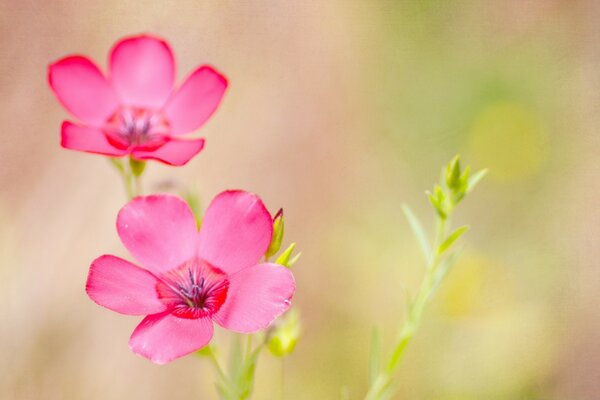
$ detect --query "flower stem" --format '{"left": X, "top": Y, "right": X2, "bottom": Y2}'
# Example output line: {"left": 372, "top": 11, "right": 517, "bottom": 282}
{"left": 208, "top": 347, "right": 227, "bottom": 382}
{"left": 108, "top": 157, "right": 145, "bottom": 200}
{"left": 364, "top": 214, "right": 450, "bottom": 400}
{"left": 280, "top": 357, "right": 285, "bottom": 400}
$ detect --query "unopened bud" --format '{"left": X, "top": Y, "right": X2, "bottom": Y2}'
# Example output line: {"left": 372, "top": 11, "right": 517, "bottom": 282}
{"left": 265, "top": 209, "right": 284, "bottom": 259}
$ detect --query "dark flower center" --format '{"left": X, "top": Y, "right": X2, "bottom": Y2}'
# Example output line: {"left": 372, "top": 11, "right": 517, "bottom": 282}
{"left": 104, "top": 107, "right": 170, "bottom": 150}
{"left": 156, "top": 259, "right": 229, "bottom": 319}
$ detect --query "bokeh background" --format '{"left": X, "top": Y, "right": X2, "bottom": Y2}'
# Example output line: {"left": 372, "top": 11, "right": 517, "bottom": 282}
{"left": 1, "top": 1, "right": 599, "bottom": 399}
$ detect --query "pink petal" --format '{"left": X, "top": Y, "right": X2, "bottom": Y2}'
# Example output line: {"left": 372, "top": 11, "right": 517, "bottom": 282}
{"left": 129, "top": 312, "right": 213, "bottom": 364}
{"left": 163, "top": 66, "right": 228, "bottom": 135}
{"left": 213, "top": 263, "right": 295, "bottom": 333}
{"left": 109, "top": 34, "right": 175, "bottom": 109}
{"left": 117, "top": 195, "right": 199, "bottom": 274}
{"left": 86, "top": 255, "right": 166, "bottom": 315}
{"left": 131, "top": 137, "right": 205, "bottom": 166}
{"left": 48, "top": 56, "right": 119, "bottom": 126}
{"left": 198, "top": 191, "right": 273, "bottom": 275}
{"left": 61, "top": 121, "right": 128, "bottom": 157}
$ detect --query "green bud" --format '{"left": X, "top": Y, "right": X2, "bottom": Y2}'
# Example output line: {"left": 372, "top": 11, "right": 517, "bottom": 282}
{"left": 426, "top": 185, "right": 447, "bottom": 219}
{"left": 265, "top": 209, "right": 284, "bottom": 259}
{"left": 129, "top": 157, "right": 146, "bottom": 177}
{"left": 445, "top": 155, "right": 462, "bottom": 191}
{"left": 267, "top": 309, "right": 301, "bottom": 357}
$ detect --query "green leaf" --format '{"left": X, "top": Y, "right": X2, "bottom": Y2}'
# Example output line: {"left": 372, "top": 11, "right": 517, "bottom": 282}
{"left": 275, "top": 243, "right": 296, "bottom": 268}
{"left": 438, "top": 226, "right": 469, "bottom": 255}
{"left": 466, "top": 168, "right": 488, "bottom": 193}
{"left": 401, "top": 204, "right": 430, "bottom": 260}
{"left": 238, "top": 346, "right": 262, "bottom": 399}
{"left": 368, "top": 326, "right": 381, "bottom": 385}
{"left": 287, "top": 251, "right": 302, "bottom": 267}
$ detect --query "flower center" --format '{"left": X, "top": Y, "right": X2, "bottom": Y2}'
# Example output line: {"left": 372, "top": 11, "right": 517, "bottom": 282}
{"left": 104, "top": 107, "right": 170, "bottom": 150}
{"left": 156, "top": 259, "right": 229, "bottom": 319}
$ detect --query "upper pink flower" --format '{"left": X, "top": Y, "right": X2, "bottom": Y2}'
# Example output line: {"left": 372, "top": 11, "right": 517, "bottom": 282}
{"left": 86, "top": 191, "right": 295, "bottom": 364}
{"left": 48, "top": 34, "right": 228, "bottom": 166}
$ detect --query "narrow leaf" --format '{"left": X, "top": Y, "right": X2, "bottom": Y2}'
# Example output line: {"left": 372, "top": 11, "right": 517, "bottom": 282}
{"left": 466, "top": 168, "right": 488, "bottom": 193}
{"left": 287, "top": 251, "right": 302, "bottom": 267}
{"left": 401, "top": 204, "right": 430, "bottom": 260}
{"left": 275, "top": 243, "right": 296, "bottom": 268}
{"left": 438, "top": 226, "right": 469, "bottom": 254}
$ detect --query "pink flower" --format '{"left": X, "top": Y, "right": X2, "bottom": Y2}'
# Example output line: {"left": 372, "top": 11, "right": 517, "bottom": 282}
{"left": 86, "top": 191, "right": 295, "bottom": 364}
{"left": 48, "top": 34, "right": 228, "bottom": 166}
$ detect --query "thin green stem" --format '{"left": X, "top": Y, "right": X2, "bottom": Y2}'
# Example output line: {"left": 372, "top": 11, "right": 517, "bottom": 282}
{"left": 280, "top": 357, "right": 285, "bottom": 400}
{"left": 207, "top": 348, "right": 227, "bottom": 382}
{"left": 245, "top": 334, "right": 253, "bottom": 360}
{"left": 364, "top": 213, "right": 449, "bottom": 400}
{"left": 108, "top": 157, "right": 144, "bottom": 200}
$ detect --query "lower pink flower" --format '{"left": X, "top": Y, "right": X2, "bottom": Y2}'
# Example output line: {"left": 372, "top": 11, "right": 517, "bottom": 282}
{"left": 86, "top": 191, "right": 295, "bottom": 364}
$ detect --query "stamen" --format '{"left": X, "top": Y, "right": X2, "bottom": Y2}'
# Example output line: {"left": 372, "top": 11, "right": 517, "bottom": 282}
{"left": 156, "top": 260, "right": 229, "bottom": 319}
{"left": 104, "top": 107, "right": 170, "bottom": 150}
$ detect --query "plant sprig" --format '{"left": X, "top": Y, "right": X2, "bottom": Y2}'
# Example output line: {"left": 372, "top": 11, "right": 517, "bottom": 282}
{"left": 364, "top": 156, "right": 487, "bottom": 400}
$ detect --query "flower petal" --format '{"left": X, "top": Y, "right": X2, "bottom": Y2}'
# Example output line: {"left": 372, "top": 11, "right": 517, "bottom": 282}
{"left": 109, "top": 34, "right": 175, "bottom": 108}
{"left": 48, "top": 56, "right": 119, "bottom": 126}
{"left": 198, "top": 191, "right": 273, "bottom": 275}
{"left": 213, "top": 263, "right": 295, "bottom": 333}
{"left": 163, "top": 66, "right": 228, "bottom": 135}
{"left": 117, "top": 195, "right": 199, "bottom": 274}
{"left": 131, "top": 137, "right": 205, "bottom": 166}
{"left": 86, "top": 255, "right": 166, "bottom": 315}
{"left": 129, "top": 313, "right": 213, "bottom": 364}
{"left": 61, "top": 121, "right": 128, "bottom": 157}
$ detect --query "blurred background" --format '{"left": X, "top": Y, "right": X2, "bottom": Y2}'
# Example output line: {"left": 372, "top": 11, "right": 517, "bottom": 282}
{"left": 1, "top": 0, "right": 599, "bottom": 399}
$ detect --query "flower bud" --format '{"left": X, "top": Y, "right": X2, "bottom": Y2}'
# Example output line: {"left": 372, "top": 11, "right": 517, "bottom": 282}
{"left": 265, "top": 209, "right": 284, "bottom": 259}
{"left": 267, "top": 309, "right": 300, "bottom": 357}
{"left": 445, "top": 155, "right": 462, "bottom": 191}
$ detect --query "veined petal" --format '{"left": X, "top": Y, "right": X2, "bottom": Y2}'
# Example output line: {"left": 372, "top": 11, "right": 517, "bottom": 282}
{"left": 164, "top": 66, "right": 228, "bottom": 135}
{"left": 213, "top": 263, "right": 295, "bottom": 333}
{"left": 117, "top": 195, "right": 199, "bottom": 274}
{"left": 86, "top": 255, "right": 166, "bottom": 315}
{"left": 129, "top": 312, "right": 213, "bottom": 364}
{"left": 48, "top": 56, "right": 119, "bottom": 126}
{"left": 61, "top": 121, "right": 128, "bottom": 157}
{"left": 131, "top": 137, "right": 205, "bottom": 166}
{"left": 109, "top": 34, "right": 175, "bottom": 108}
{"left": 198, "top": 191, "right": 272, "bottom": 275}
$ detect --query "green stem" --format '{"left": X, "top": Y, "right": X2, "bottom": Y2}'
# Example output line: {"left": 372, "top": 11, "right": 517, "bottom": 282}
{"left": 364, "top": 214, "right": 449, "bottom": 400}
{"left": 208, "top": 349, "right": 227, "bottom": 382}
{"left": 108, "top": 157, "right": 144, "bottom": 200}
{"left": 280, "top": 357, "right": 285, "bottom": 400}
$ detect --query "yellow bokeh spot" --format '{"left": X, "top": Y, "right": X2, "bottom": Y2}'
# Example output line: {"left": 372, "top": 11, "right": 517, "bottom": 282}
{"left": 439, "top": 253, "right": 516, "bottom": 318}
{"left": 468, "top": 102, "right": 547, "bottom": 181}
